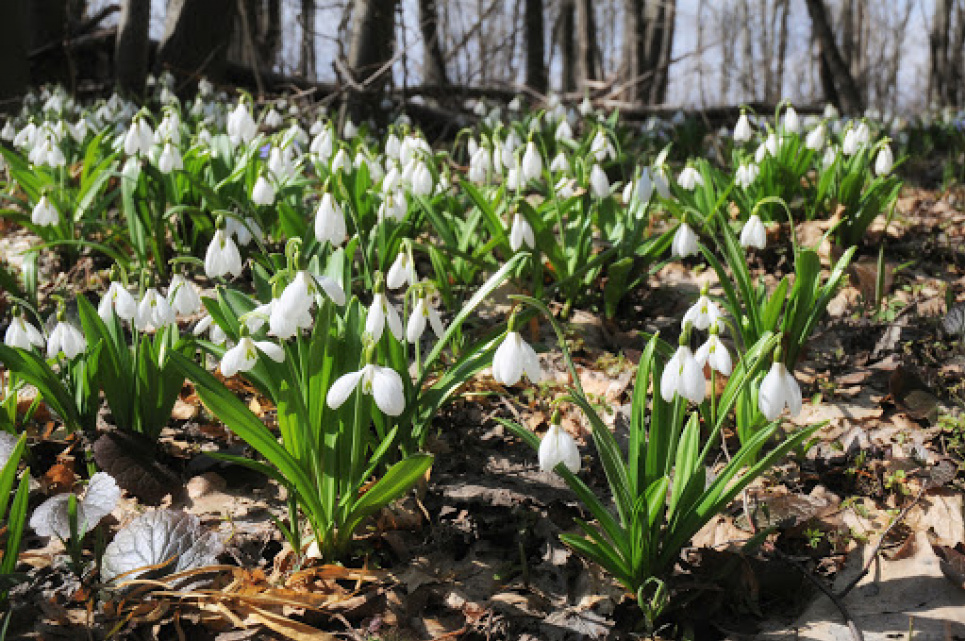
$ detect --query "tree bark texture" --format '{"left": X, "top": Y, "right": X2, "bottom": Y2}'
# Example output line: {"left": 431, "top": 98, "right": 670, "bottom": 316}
{"left": 115, "top": 0, "right": 151, "bottom": 95}
{"left": 524, "top": 0, "right": 547, "bottom": 94}
{"left": 158, "top": 0, "right": 238, "bottom": 83}
{"left": 343, "top": 0, "right": 399, "bottom": 123}
{"left": 805, "top": 0, "right": 863, "bottom": 114}
{"left": 576, "top": 0, "right": 600, "bottom": 86}
{"left": 560, "top": 0, "right": 576, "bottom": 92}
{"left": 0, "top": 0, "right": 30, "bottom": 103}
{"left": 418, "top": 0, "right": 448, "bottom": 86}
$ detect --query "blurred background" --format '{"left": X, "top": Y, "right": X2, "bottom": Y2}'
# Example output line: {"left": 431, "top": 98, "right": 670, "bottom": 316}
{"left": 0, "top": 1, "right": 955, "bottom": 116}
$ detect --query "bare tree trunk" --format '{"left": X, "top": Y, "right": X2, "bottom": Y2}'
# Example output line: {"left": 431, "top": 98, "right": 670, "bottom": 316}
{"left": 621, "top": 0, "right": 644, "bottom": 103}
{"left": 775, "top": 0, "right": 789, "bottom": 103}
{"left": 0, "top": 0, "right": 30, "bottom": 103}
{"left": 343, "top": 0, "right": 399, "bottom": 123}
{"left": 950, "top": 0, "right": 965, "bottom": 104}
{"left": 158, "top": 0, "right": 237, "bottom": 83}
{"left": 560, "top": 0, "right": 576, "bottom": 92}
{"left": 738, "top": 0, "right": 755, "bottom": 100}
{"left": 576, "top": 0, "right": 599, "bottom": 86}
{"left": 418, "top": 0, "right": 447, "bottom": 86}
{"left": 115, "top": 0, "right": 151, "bottom": 95}
{"left": 930, "top": 0, "right": 953, "bottom": 104}
{"left": 299, "top": 0, "right": 316, "bottom": 78}
{"left": 524, "top": 0, "right": 546, "bottom": 94}
{"left": 805, "top": 0, "right": 863, "bottom": 114}
{"left": 652, "top": 0, "right": 675, "bottom": 104}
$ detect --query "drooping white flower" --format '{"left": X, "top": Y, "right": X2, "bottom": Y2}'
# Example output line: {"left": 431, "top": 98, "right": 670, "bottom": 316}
{"left": 30, "top": 472, "right": 120, "bottom": 541}
{"left": 509, "top": 213, "right": 535, "bottom": 251}
{"left": 269, "top": 271, "right": 345, "bottom": 339}
{"left": 521, "top": 141, "right": 542, "bottom": 182}
{"left": 386, "top": 252, "right": 416, "bottom": 290}
{"left": 590, "top": 130, "right": 615, "bottom": 162}
{"left": 555, "top": 120, "right": 574, "bottom": 142}
{"left": 263, "top": 107, "right": 283, "bottom": 129}
{"left": 539, "top": 423, "right": 581, "bottom": 474}
{"left": 227, "top": 103, "right": 257, "bottom": 146}
{"left": 331, "top": 148, "right": 350, "bottom": 173}
{"left": 695, "top": 334, "right": 732, "bottom": 376}
{"left": 31, "top": 195, "right": 59, "bottom": 227}
{"left": 660, "top": 345, "right": 705, "bottom": 403}
{"left": 733, "top": 113, "right": 753, "bottom": 143}
{"left": 782, "top": 106, "right": 801, "bottom": 134}
{"left": 672, "top": 222, "right": 699, "bottom": 258}
{"left": 251, "top": 174, "right": 275, "bottom": 206}
{"left": 193, "top": 314, "right": 227, "bottom": 345}
{"left": 764, "top": 132, "right": 780, "bottom": 157}
{"left": 314, "top": 193, "right": 346, "bottom": 246}
{"left": 327, "top": 363, "right": 405, "bottom": 416}
{"left": 758, "top": 361, "right": 802, "bottom": 420}
{"left": 589, "top": 164, "right": 610, "bottom": 198}
{"left": 157, "top": 142, "right": 182, "bottom": 173}
{"left": 98, "top": 281, "right": 138, "bottom": 322}
{"left": 205, "top": 229, "right": 243, "bottom": 279}
{"left": 410, "top": 161, "right": 433, "bottom": 196}
{"left": 549, "top": 152, "right": 570, "bottom": 173}
{"left": 735, "top": 163, "right": 759, "bottom": 189}
{"left": 406, "top": 294, "right": 445, "bottom": 343}
{"left": 168, "top": 275, "right": 202, "bottom": 316}
{"left": 740, "top": 214, "right": 767, "bottom": 249}
{"left": 220, "top": 336, "right": 285, "bottom": 377}
{"left": 47, "top": 319, "right": 87, "bottom": 359}
{"left": 134, "top": 288, "right": 176, "bottom": 331}
{"left": 366, "top": 292, "right": 403, "bottom": 342}
{"left": 492, "top": 331, "right": 542, "bottom": 386}
{"left": 874, "top": 144, "right": 894, "bottom": 176}
{"left": 4, "top": 313, "right": 44, "bottom": 350}
{"left": 310, "top": 128, "right": 333, "bottom": 161}
{"left": 677, "top": 166, "right": 703, "bottom": 191}
{"left": 225, "top": 216, "right": 262, "bottom": 247}
{"left": 805, "top": 123, "right": 826, "bottom": 150}
{"left": 682, "top": 293, "right": 721, "bottom": 331}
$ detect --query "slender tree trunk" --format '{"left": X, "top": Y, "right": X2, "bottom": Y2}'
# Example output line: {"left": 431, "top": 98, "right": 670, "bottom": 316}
{"left": 621, "top": 0, "right": 645, "bottom": 103}
{"left": 738, "top": 0, "right": 755, "bottom": 100}
{"left": 576, "top": 0, "right": 599, "bottom": 86}
{"left": 775, "top": 0, "right": 789, "bottom": 103}
{"left": 418, "top": 0, "right": 447, "bottom": 87}
{"left": 930, "top": 0, "right": 953, "bottom": 104}
{"left": 115, "top": 0, "right": 151, "bottom": 95}
{"left": 158, "top": 0, "right": 238, "bottom": 83}
{"left": 950, "top": 0, "right": 965, "bottom": 104}
{"left": 805, "top": 0, "right": 863, "bottom": 114}
{"left": 0, "top": 0, "right": 30, "bottom": 103}
{"left": 299, "top": 0, "right": 316, "bottom": 78}
{"left": 652, "top": 0, "right": 675, "bottom": 104}
{"left": 524, "top": 0, "right": 546, "bottom": 94}
{"left": 560, "top": 0, "right": 576, "bottom": 92}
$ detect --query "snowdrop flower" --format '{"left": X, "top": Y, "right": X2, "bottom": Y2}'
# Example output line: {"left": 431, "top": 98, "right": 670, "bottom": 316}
{"left": 555, "top": 177, "right": 577, "bottom": 200}
{"left": 555, "top": 120, "right": 574, "bottom": 142}
{"left": 406, "top": 293, "right": 445, "bottom": 343}
{"left": 842, "top": 126, "right": 866, "bottom": 155}
{"left": 134, "top": 287, "right": 176, "bottom": 331}
{"left": 660, "top": 336, "right": 704, "bottom": 403}
{"left": 220, "top": 334, "right": 285, "bottom": 377}
{"left": 123, "top": 116, "right": 153, "bottom": 156}
{"left": 4, "top": 309, "right": 44, "bottom": 350}
{"left": 193, "top": 314, "right": 227, "bottom": 345}
{"left": 754, "top": 142, "right": 768, "bottom": 164}
{"left": 366, "top": 289, "right": 403, "bottom": 342}
{"left": 310, "top": 128, "right": 333, "bottom": 161}
{"left": 331, "top": 148, "right": 350, "bottom": 173}
{"left": 682, "top": 287, "right": 721, "bottom": 331}
{"left": 589, "top": 164, "right": 610, "bottom": 198}
{"left": 492, "top": 329, "right": 542, "bottom": 386}
{"left": 168, "top": 274, "right": 202, "bottom": 316}
{"left": 468, "top": 146, "right": 491, "bottom": 183}
{"left": 677, "top": 166, "right": 703, "bottom": 191}
{"left": 822, "top": 145, "right": 839, "bottom": 169}
{"left": 227, "top": 102, "right": 257, "bottom": 145}
{"left": 98, "top": 281, "right": 137, "bottom": 322}
{"left": 672, "top": 221, "right": 699, "bottom": 258}
{"left": 157, "top": 142, "right": 182, "bottom": 173}
{"left": 782, "top": 106, "right": 801, "bottom": 134}
{"left": 549, "top": 152, "right": 569, "bottom": 173}
{"left": 343, "top": 120, "right": 358, "bottom": 139}
{"left": 874, "top": 143, "right": 894, "bottom": 176}
{"left": 805, "top": 123, "right": 826, "bottom": 150}
{"left": 205, "top": 229, "right": 243, "bottom": 279}
{"left": 378, "top": 189, "right": 407, "bottom": 222}
{"left": 590, "top": 130, "right": 616, "bottom": 162}
{"left": 410, "top": 161, "right": 433, "bottom": 196}
{"left": 695, "top": 328, "right": 732, "bottom": 376}
{"left": 733, "top": 113, "right": 753, "bottom": 143}
{"left": 251, "top": 174, "right": 275, "bottom": 206}
{"left": 31, "top": 195, "right": 59, "bottom": 227}
{"left": 387, "top": 251, "right": 416, "bottom": 290}
{"left": 735, "top": 163, "right": 759, "bottom": 190}
{"left": 509, "top": 213, "right": 535, "bottom": 251}
{"left": 30, "top": 472, "right": 120, "bottom": 541}
{"left": 314, "top": 193, "right": 346, "bottom": 246}
{"left": 539, "top": 421, "right": 580, "bottom": 474}
{"left": 740, "top": 214, "right": 767, "bottom": 250}
{"left": 225, "top": 216, "right": 262, "bottom": 247}
{"left": 764, "top": 132, "right": 780, "bottom": 157}
{"left": 521, "top": 141, "right": 542, "bottom": 182}
{"left": 269, "top": 270, "right": 345, "bottom": 340}
{"left": 47, "top": 315, "right": 87, "bottom": 360}
{"left": 758, "top": 359, "right": 802, "bottom": 421}
{"left": 327, "top": 362, "right": 405, "bottom": 416}
{"left": 263, "top": 107, "right": 283, "bottom": 129}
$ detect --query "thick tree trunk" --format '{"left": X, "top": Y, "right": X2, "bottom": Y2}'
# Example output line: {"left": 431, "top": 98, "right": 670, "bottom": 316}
{"left": 28, "top": 0, "right": 70, "bottom": 85}
{"left": 115, "top": 0, "right": 151, "bottom": 95}
{"left": 560, "top": 0, "right": 576, "bottom": 92}
{"left": 418, "top": 0, "right": 447, "bottom": 86}
{"left": 950, "top": 1, "right": 965, "bottom": 105}
{"left": 524, "top": 0, "right": 546, "bottom": 94}
{"left": 774, "top": 0, "right": 789, "bottom": 103}
{"left": 805, "top": 0, "right": 863, "bottom": 114}
{"left": 0, "top": 0, "right": 30, "bottom": 102}
{"left": 158, "top": 0, "right": 238, "bottom": 83}
{"left": 343, "top": 0, "right": 399, "bottom": 123}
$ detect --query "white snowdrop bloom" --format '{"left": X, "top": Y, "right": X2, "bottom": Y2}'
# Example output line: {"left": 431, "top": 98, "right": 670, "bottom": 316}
{"left": 740, "top": 214, "right": 767, "bottom": 250}
{"left": 263, "top": 108, "right": 283, "bottom": 129}
{"left": 549, "top": 152, "right": 570, "bottom": 173}
{"left": 539, "top": 423, "right": 580, "bottom": 474}
{"left": 683, "top": 293, "right": 721, "bottom": 331}
{"left": 251, "top": 174, "right": 275, "bottom": 206}
{"left": 30, "top": 472, "right": 120, "bottom": 541}
{"left": 468, "top": 146, "right": 491, "bottom": 183}
{"left": 197, "top": 127, "right": 212, "bottom": 145}
{"left": 754, "top": 142, "right": 768, "bottom": 164}
{"left": 758, "top": 361, "right": 802, "bottom": 421}
{"left": 695, "top": 334, "right": 732, "bottom": 376}
{"left": 225, "top": 216, "right": 262, "bottom": 247}
{"left": 590, "top": 130, "right": 615, "bottom": 161}
{"left": 854, "top": 121, "right": 871, "bottom": 147}
{"left": 98, "top": 281, "right": 137, "bottom": 322}
{"left": 508, "top": 96, "right": 522, "bottom": 112}
{"left": 502, "top": 131, "right": 522, "bottom": 160}
{"left": 157, "top": 142, "right": 182, "bottom": 173}
{"left": 327, "top": 363, "right": 405, "bottom": 416}
{"left": 343, "top": 120, "right": 358, "bottom": 139}
{"left": 69, "top": 119, "right": 88, "bottom": 144}
{"left": 271, "top": 271, "right": 345, "bottom": 339}
{"left": 555, "top": 177, "right": 577, "bottom": 200}
{"left": 382, "top": 164, "right": 402, "bottom": 194}
{"left": 735, "top": 163, "right": 759, "bottom": 189}
{"left": 874, "top": 144, "right": 894, "bottom": 176}
{"left": 227, "top": 103, "right": 257, "bottom": 145}
{"left": 310, "top": 128, "right": 333, "bottom": 161}
{"left": 314, "top": 193, "right": 346, "bottom": 246}
{"left": 782, "top": 106, "right": 801, "bottom": 134}
{"left": 509, "top": 213, "right": 535, "bottom": 251}
{"left": 579, "top": 96, "right": 594, "bottom": 117}
{"left": 331, "top": 148, "right": 350, "bottom": 173}
{"left": 31, "top": 195, "right": 59, "bottom": 227}
{"left": 387, "top": 252, "right": 416, "bottom": 290}
{"left": 406, "top": 294, "right": 445, "bottom": 344}
{"left": 268, "top": 146, "right": 293, "bottom": 180}
{"left": 378, "top": 189, "right": 407, "bottom": 222}
{"left": 155, "top": 112, "right": 180, "bottom": 145}
{"left": 41, "top": 139, "right": 65, "bottom": 168}
{"left": 168, "top": 275, "right": 202, "bottom": 316}
{"left": 505, "top": 166, "right": 521, "bottom": 190}
{"left": 367, "top": 292, "right": 403, "bottom": 342}
{"left": 134, "top": 288, "right": 176, "bottom": 331}
{"left": 653, "top": 166, "right": 672, "bottom": 199}
{"left": 123, "top": 119, "right": 147, "bottom": 155}
{"left": 1, "top": 121, "right": 15, "bottom": 141}
{"left": 204, "top": 229, "right": 243, "bottom": 279}
{"left": 4, "top": 313, "right": 44, "bottom": 350}
{"left": 13, "top": 122, "right": 36, "bottom": 149}
{"left": 589, "top": 164, "right": 610, "bottom": 198}
{"left": 733, "top": 113, "right": 753, "bottom": 143}
{"left": 555, "top": 120, "right": 574, "bottom": 142}
{"left": 764, "top": 132, "right": 780, "bottom": 157}
{"left": 220, "top": 336, "right": 284, "bottom": 377}
{"left": 842, "top": 128, "right": 861, "bottom": 155}
{"left": 660, "top": 345, "right": 705, "bottom": 403}
{"left": 672, "top": 222, "right": 699, "bottom": 258}
{"left": 410, "top": 162, "right": 433, "bottom": 196}
{"left": 678, "top": 166, "right": 702, "bottom": 191}
{"left": 805, "top": 123, "right": 826, "bottom": 150}
{"left": 629, "top": 168, "right": 655, "bottom": 206}
{"left": 822, "top": 145, "right": 839, "bottom": 169}
{"left": 385, "top": 133, "right": 401, "bottom": 159}
{"left": 492, "top": 331, "right": 542, "bottom": 386}
{"left": 521, "top": 141, "right": 542, "bottom": 182}
{"left": 47, "top": 319, "right": 87, "bottom": 359}
{"left": 193, "top": 314, "right": 227, "bottom": 345}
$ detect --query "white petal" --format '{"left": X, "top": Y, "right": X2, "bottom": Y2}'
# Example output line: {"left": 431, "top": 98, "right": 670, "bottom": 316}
{"left": 371, "top": 366, "right": 406, "bottom": 416}
{"left": 758, "top": 364, "right": 785, "bottom": 421}
{"left": 220, "top": 343, "right": 246, "bottom": 377}
{"left": 660, "top": 354, "right": 681, "bottom": 402}
{"left": 255, "top": 341, "right": 285, "bottom": 363}
{"left": 492, "top": 333, "right": 523, "bottom": 386}
{"left": 406, "top": 299, "right": 427, "bottom": 343}
{"left": 327, "top": 370, "right": 364, "bottom": 409}
{"left": 315, "top": 275, "right": 346, "bottom": 306}
{"left": 784, "top": 367, "right": 803, "bottom": 417}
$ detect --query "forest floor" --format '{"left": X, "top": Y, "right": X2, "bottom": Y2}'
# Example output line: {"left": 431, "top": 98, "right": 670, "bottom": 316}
{"left": 3, "top": 184, "right": 965, "bottom": 641}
